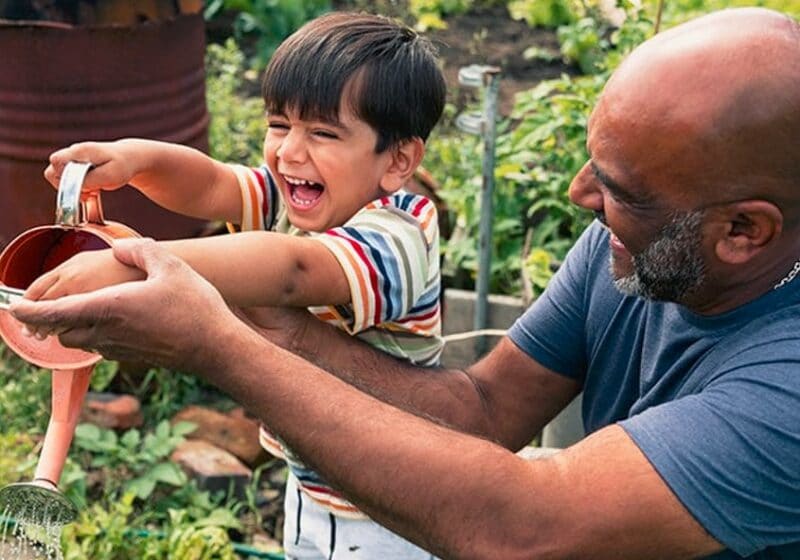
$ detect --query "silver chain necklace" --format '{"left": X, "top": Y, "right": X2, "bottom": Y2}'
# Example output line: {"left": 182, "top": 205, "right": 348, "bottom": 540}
{"left": 773, "top": 258, "right": 800, "bottom": 290}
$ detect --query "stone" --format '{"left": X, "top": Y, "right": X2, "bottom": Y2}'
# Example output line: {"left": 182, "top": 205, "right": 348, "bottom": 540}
{"left": 172, "top": 405, "right": 269, "bottom": 468}
{"left": 80, "top": 392, "right": 143, "bottom": 430}
{"left": 171, "top": 439, "right": 252, "bottom": 498}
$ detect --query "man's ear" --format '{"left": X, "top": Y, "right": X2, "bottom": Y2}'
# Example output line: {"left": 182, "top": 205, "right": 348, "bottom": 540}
{"left": 714, "top": 200, "right": 783, "bottom": 264}
{"left": 380, "top": 137, "right": 425, "bottom": 193}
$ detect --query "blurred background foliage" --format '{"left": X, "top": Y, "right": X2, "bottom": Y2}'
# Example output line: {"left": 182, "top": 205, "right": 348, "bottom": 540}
{"left": 2, "top": 1, "right": 799, "bottom": 557}
{"left": 203, "top": 0, "right": 800, "bottom": 297}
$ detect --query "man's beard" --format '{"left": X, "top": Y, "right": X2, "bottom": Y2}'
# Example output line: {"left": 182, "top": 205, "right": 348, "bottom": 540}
{"left": 612, "top": 210, "right": 707, "bottom": 303}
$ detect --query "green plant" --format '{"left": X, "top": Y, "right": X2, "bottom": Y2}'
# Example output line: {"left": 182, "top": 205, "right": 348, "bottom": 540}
{"left": 205, "top": 0, "right": 331, "bottom": 67}
{"left": 62, "top": 493, "right": 152, "bottom": 559}
{"left": 523, "top": 247, "right": 555, "bottom": 299}
{"left": 72, "top": 420, "right": 196, "bottom": 500}
{"left": 165, "top": 509, "right": 238, "bottom": 560}
{"left": 410, "top": 0, "right": 475, "bottom": 30}
{"left": 556, "top": 16, "right": 607, "bottom": 74}
{"left": 0, "top": 346, "right": 51, "bottom": 433}
{"left": 509, "top": 0, "right": 575, "bottom": 28}
{"left": 206, "top": 39, "right": 267, "bottom": 167}
{"left": 0, "top": 431, "right": 36, "bottom": 487}
{"left": 430, "top": 71, "right": 602, "bottom": 294}
{"left": 62, "top": 493, "right": 239, "bottom": 559}
{"left": 90, "top": 360, "right": 120, "bottom": 392}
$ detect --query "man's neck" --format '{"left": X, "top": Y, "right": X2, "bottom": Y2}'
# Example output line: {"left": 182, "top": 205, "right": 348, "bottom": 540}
{"left": 684, "top": 247, "right": 800, "bottom": 315}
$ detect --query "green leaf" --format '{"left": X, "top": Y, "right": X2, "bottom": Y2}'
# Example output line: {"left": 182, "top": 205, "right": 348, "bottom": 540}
{"left": 171, "top": 421, "right": 198, "bottom": 438}
{"left": 148, "top": 462, "right": 187, "bottom": 487}
{"left": 126, "top": 475, "right": 157, "bottom": 500}
{"left": 120, "top": 429, "right": 142, "bottom": 449}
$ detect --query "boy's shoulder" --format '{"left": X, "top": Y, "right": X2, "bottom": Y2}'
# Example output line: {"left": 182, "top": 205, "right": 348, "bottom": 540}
{"left": 348, "top": 191, "right": 439, "bottom": 242}
{"left": 361, "top": 191, "right": 437, "bottom": 219}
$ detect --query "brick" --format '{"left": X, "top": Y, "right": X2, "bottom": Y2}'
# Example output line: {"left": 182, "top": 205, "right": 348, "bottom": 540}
{"left": 172, "top": 405, "right": 269, "bottom": 468}
{"left": 171, "top": 440, "right": 252, "bottom": 498}
{"left": 80, "top": 392, "right": 143, "bottom": 430}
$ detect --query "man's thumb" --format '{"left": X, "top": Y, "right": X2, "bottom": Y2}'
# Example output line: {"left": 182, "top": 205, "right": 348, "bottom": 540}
{"left": 111, "top": 237, "right": 177, "bottom": 277}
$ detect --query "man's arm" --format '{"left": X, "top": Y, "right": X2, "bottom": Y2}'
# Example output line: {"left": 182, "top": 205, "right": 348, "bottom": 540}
{"left": 213, "top": 319, "right": 724, "bottom": 559}
{"left": 242, "top": 304, "right": 580, "bottom": 448}
{"left": 10, "top": 240, "right": 724, "bottom": 559}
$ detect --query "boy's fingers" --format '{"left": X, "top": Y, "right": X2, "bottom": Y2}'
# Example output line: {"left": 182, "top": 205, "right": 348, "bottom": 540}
{"left": 43, "top": 164, "right": 60, "bottom": 189}
{"left": 24, "top": 271, "right": 61, "bottom": 301}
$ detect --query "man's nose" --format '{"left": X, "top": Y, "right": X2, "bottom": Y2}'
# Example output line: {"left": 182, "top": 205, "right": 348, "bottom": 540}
{"left": 276, "top": 129, "right": 307, "bottom": 163}
{"left": 568, "top": 161, "right": 603, "bottom": 212}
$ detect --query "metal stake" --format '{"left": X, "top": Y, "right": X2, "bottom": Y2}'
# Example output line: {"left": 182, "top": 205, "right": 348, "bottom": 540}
{"left": 455, "top": 65, "right": 501, "bottom": 356}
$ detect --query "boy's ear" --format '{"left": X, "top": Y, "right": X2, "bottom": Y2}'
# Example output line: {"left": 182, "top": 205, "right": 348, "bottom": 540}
{"left": 714, "top": 200, "right": 783, "bottom": 264}
{"left": 380, "top": 137, "right": 425, "bottom": 193}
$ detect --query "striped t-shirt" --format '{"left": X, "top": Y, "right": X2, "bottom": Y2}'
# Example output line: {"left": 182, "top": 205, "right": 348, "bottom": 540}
{"left": 227, "top": 163, "right": 443, "bottom": 517}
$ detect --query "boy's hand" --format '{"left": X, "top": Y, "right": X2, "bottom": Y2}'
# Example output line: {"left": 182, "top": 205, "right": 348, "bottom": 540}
{"left": 26, "top": 248, "right": 145, "bottom": 303}
{"left": 44, "top": 141, "right": 141, "bottom": 193}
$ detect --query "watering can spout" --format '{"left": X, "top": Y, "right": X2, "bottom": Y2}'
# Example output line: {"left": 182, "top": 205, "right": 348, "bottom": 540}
{"left": 0, "top": 160, "right": 140, "bottom": 526}
{"left": 0, "top": 367, "right": 91, "bottom": 525}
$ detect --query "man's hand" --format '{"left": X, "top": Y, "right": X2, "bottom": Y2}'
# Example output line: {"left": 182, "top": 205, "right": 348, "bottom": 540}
{"left": 24, "top": 248, "right": 145, "bottom": 305}
{"left": 10, "top": 238, "right": 241, "bottom": 374}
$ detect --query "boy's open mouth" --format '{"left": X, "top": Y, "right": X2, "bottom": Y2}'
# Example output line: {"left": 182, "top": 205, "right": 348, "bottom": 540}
{"left": 284, "top": 175, "right": 324, "bottom": 207}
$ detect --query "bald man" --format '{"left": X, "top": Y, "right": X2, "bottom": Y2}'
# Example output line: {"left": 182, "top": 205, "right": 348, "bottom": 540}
{"left": 11, "top": 7, "right": 800, "bottom": 559}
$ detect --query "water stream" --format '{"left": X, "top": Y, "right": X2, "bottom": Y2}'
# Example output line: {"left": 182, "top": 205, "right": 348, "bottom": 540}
{"left": 1, "top": 505, "right": 64, "bottom": 560}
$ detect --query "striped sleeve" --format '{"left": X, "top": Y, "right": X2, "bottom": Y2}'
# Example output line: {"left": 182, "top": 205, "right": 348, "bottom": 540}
{"left": 225, "top": 163, "right": 279, "bottom": 232}
{"left": 315, "top": 193, "right": 440, "bottom": 334}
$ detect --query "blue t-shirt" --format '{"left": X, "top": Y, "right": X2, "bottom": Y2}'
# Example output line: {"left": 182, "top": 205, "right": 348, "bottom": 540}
{"left": 508, "top": 221, "right": 800, "bottom": 559}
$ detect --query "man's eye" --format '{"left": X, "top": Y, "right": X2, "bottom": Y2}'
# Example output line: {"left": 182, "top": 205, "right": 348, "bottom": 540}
{"left": 268, "top": 122, "right": 289, "bottom": 130}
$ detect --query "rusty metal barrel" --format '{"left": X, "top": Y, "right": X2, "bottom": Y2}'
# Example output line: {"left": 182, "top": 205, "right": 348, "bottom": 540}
{"left": 0, "top": 13, "right": 210, "bottom": 248}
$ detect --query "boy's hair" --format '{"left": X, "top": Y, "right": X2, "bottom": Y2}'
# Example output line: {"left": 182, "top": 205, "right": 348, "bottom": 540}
{"left": 262, "top": 12, "right": 446, "bottom": 153}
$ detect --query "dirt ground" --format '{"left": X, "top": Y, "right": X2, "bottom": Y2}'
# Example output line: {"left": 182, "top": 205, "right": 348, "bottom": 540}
{"left": 425, "top": 4, "right": 576, "bottom": 115}
{"left": 209, "top": 3, "right": 576, "bottom": 116}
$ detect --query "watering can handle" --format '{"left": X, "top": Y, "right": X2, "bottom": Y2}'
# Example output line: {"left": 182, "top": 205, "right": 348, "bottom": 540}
{"left": 55, "top": 161, "right": 105, "bottom": 226}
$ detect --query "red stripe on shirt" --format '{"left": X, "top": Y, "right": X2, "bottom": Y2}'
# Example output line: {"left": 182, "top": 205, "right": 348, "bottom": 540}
{"left": 410, "top": 197, "right": 431, "bottom": 217}
{"left": 253, "top": 169, "right": 269, "bottom": 223}
{"left": 396, "top": 306, "right": 439, "bottom": 323}
{"left": 327, "top": 230, "right": 383, "bottom": 326}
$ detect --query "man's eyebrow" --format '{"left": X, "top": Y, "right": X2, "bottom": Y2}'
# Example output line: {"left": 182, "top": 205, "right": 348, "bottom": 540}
{"left": 590, "top": 161, "right": 625, "bottom": 196}
{"left": 589, "top": 161, "right": 651, "bottom": 204}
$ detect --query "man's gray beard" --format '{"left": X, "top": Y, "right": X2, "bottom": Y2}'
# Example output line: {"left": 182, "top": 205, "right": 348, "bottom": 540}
{"left": 612, "top": 210, "right": 707, "bottom": 303}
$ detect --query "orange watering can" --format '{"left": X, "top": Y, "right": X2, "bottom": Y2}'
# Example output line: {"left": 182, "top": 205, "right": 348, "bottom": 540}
{"left": 0, "top": 162, "right": 139, "bottom": 525}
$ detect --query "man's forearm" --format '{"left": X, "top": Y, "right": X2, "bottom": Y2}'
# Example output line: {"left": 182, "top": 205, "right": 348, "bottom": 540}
{"left": 206, "top": 325, "right": 719, "bottom": 560}
{"left": 207, "top": 325, "right": 534, "bottom": 558}
{"left": 276, "top": 312, "right": 499, "bottom": 440}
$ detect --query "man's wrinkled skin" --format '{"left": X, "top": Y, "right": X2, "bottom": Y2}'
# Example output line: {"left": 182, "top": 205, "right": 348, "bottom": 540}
{"left": 11, "top": 8, "right": 800, "bottom": 559}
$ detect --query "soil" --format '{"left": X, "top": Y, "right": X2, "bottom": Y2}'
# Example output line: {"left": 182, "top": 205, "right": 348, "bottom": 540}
{"left": 424, "top": 4, "right": 577, "bottom": 115}
{"left": 208, "top": 3, "right": 577, "bottom": 116}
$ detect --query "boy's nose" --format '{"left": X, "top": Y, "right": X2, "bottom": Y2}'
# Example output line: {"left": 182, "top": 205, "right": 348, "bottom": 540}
{"left": 276, "top": 130, "right": 307, "bottom": 164}
{"left": 568, "top": 161, "right": 603, "bottom": 212}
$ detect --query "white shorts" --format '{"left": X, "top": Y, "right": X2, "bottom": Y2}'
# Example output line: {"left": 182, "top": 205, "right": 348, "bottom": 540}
{"left": 283, "top": 471, "right": 437, "bottom": 560}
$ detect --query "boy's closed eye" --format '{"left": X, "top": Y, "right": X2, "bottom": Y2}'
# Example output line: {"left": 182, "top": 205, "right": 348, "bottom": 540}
{"left": 267, "top": 121, "right": 290, "bottom": 132}
{"left": 312, "top": 128, "right": 339, "bottom": 140}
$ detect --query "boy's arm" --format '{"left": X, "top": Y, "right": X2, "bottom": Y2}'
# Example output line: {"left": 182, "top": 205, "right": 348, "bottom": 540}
{"left": 162, "top": 232, "right": 351, "bottom": 308}
{"left": 46, "top": 139, "right": 242, "bottom": 223}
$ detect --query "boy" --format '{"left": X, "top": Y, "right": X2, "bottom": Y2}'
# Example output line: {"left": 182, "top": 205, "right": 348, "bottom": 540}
{"left": 31, "top": 12, "right": 445, "bottom": 559}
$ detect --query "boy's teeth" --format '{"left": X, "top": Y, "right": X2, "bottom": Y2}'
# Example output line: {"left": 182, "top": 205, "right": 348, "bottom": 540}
{"left": 285, "top": 176, "right": 312, "bottom": 186}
